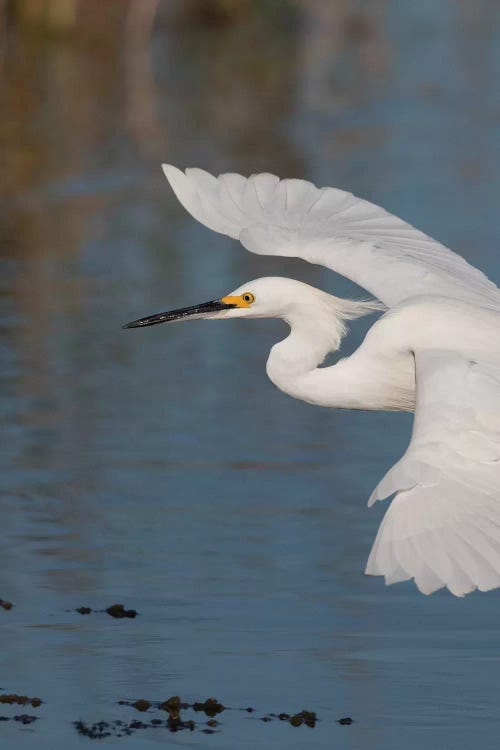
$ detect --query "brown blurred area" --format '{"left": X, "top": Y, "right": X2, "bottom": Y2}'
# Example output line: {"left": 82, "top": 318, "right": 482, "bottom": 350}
{"left": 0, "top": 0, "right": 388, "bottom": 368}
{"left": 0, "top": 0, "right": 389, "bottom": 197}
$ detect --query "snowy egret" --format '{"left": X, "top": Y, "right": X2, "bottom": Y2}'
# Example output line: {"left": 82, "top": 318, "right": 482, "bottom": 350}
{"left": 124, "top": 165, "right": 500, "bottom": 597}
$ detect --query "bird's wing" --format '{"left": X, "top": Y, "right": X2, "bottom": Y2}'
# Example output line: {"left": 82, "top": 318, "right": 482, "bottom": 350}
{"left": 162, "top": 165, "right": 500, "bottom": 309}
{"left": 366, "top": 349, "right": 500, "bottom": 596}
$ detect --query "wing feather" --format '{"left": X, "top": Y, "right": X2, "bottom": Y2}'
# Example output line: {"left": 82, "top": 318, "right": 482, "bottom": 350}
{"left": 161, "top": 164, "right": 500, "bottom": 596}
{"left": 162, "top": 165, "right": 500, "bottom": 309}
{"left": 366, "top": 350, "right": 500, "bottom": 596}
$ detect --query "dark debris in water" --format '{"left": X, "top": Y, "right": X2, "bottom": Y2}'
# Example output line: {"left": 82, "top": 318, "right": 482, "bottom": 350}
{"left": 0, "top": 599, "right": 13, "bottom": 611}
{"left": 264, "top": 709, "right": 317, "bottom": 727}
{"left": 104, "top": 695, "right": 327, "bottom": 737}
{"left": 0, "top": 694, "right": 42, "bottom": 708}
{"left": 0, "top": 688, "right": 351, "bottom": 738}
{"left": 0, "top": 715, "right": 38, "bottom": 725}
{"left": 74, "top": 716, "right": 196, "bottom": 739}
{"left": 116, "top": 695, "right": 221, "bottom": 733}
{"left": 121, "top": 694, "right": 223, "bottom": 717}
{"left": 75, "top": 720, "right": 113, "bottom": 739}
{"left": 14, "top": 714, "right": 38, "bottom": 725}
{"left": 291, "top": 709, "right": 317, "bottom": 728}
{"left": 168, "top": 712, "right": 195, "bottom": 732}
{"left": 106, "top": 604, "right": 138, "bottom": 619}
{"left": 71, "top": 604, "right": 138, "bottom": 618}
{"left": 159, "top": 695, "right": 185, "bottom": 712}
{"left": 192, "top": 697, "right": 225, "bottom": 716}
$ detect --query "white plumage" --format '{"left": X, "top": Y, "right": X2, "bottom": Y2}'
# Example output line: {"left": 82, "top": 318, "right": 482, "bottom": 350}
{"left": 162, "top": 164, "right": 500, "bottom": 309}
{"left": 134, "top": 165, "right": 500, "bottom": 597}
{"left": 367, "top": 349, "right": 500, "bottom": 596}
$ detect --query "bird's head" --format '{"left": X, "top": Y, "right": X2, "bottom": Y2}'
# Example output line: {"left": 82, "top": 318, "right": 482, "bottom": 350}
{"left": 122, "top": 277, "right": 356, "bottom": 329}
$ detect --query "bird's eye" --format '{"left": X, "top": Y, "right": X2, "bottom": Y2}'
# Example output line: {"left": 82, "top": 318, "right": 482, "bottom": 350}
{"left": 242, "top": 292, "right": 255, "bottom": 304}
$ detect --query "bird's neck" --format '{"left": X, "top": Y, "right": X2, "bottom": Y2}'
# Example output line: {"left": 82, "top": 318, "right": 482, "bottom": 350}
{"left": 266, "top": 310, "right": 345, "bottom": 403}
{"left": 266, "top": 307, "right": 413, "bottom": 411}
{"left": 268, "top": 312, "right": 343, "bottom": 375}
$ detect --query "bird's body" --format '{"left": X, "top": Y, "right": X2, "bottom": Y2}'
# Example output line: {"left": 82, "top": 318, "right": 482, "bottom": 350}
{"left": 124, "top": 165, "right": 500, "bottom": 597}
{"left": 279, "top": 294, "right": 500, "bottom": 412}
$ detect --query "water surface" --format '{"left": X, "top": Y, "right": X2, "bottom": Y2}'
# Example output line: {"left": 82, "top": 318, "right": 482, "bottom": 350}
{"left": 1, "top": 2, "right": 500, "bottom": 747}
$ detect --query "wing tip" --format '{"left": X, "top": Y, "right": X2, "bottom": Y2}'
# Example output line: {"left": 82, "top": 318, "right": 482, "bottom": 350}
{"left": 161, "top": 163, "right": 184, "bottom": 185}
{"left": 364, "top": 566, "right": 468, "bottom": 597}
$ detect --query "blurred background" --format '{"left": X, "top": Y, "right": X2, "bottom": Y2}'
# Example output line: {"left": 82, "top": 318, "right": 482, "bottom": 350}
{"left": 1, "top": 1, "right": 500, "bottom": 748}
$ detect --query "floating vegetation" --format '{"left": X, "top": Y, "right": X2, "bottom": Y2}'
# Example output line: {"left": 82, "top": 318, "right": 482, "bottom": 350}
{"left": 0, "top": 599, "right": 13, "bottom": 611}
{"left": 110, "top": 695, "right": 327, "bottom": 736}
{"left": 159, "top": 695, "right": 182, "bottom": 712}
{"left": 105, "top": 604, "right": 138, "bottom": 619}
{"left": 74, "top": 717, "right": 194, "bottom": 738}
{"left": 0, "top": 690, "right": 352, "bottom": 738}
{"left": 118, "top": 694, "right": 221, "bottom": 732}
{"left": 74, "top": 720, "right": 116, "bottom": 739}
{"left": 287, "top": 710, "right": 317, "bottom": 727}
{"left": 71, "top": 604, "right": 138, "bottom": 619}
{"left": 192, "top": 697, "right": 225, "bottom": 716}
{"left": 252, "top": 708, "right": 317, "bottom": 727}
{"left": 0, "top": 694, "right": 42, "bottom": 707}
{"left": 0, "top": 715, "right": 38, "bottom": 725}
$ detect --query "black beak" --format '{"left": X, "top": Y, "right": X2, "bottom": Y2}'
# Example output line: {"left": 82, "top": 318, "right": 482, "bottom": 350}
{"left": 122, "top": 299, "right": 237, "bottom": 329}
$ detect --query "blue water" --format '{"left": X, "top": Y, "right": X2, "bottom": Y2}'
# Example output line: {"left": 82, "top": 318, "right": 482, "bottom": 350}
{"left": 1, "top": 1, "right": 500, "bottom": 747}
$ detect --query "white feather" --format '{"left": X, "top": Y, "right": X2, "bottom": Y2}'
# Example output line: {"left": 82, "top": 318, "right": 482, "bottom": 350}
{"left": 366, "top": 350, "right": 500, "bottom": 595}
{"left": 162, "top": 165, "right": 500, "bottom": 309}
{"left": 156, "top": 165, "right": 500, "bottom": 598}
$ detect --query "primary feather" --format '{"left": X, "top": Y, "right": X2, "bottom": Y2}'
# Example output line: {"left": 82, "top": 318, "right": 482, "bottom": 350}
{"left": 367, "top": 350, "right": 500, "bottom": 596}
{"left": 162, "top": 165, "right": 500, "bottom": 309}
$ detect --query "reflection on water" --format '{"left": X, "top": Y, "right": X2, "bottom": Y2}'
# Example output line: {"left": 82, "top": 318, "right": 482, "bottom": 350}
{"left": 1, "top": 1, "right": 500, "bottom": 748}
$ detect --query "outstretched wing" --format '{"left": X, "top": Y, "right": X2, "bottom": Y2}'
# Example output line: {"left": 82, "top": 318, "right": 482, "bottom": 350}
{"left": 162, "top": 165, "right": 500, "bottom": 309}
{"left": 366, "top": 350, "right": 500, "bottom": 596}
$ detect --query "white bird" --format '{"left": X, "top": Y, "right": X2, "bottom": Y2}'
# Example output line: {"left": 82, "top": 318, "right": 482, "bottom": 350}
{"left": 124, "top": 165, "right": 500, "bottom": 597}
